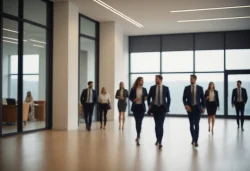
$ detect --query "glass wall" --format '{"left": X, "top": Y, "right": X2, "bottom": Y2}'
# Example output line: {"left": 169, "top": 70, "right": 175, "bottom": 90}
{"left": 1, "top": 0, "right": 53, "bottom": 136}
{"left": 78, "top": 15, "right": 99, "bottom": 124}
{"left": 129, "top": 31, "right": 250, "bottom": 117}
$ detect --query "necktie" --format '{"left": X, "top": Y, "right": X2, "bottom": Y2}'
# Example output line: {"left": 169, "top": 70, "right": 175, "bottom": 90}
{"left": 191, "top": 86, "right": 195, "bottom": 105}
{"left": 158, "top": 86, "right": 161, "bottom": 106}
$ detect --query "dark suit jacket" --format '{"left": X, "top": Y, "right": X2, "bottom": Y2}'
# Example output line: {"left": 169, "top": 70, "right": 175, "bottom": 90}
{"left": 80, "top": 88, "right": 97, "bottom": 105}
{"left": 129, "top": 87, "right": 148, "bottom": 113}
{"left": 115, "top": 89, "right": 129, "bottom": 100}
{"left": 232, "top": 88, "right": 248, "bottom": 105}
{"left": 147, "top": 85, "right": 171, "bottom": 113}
{"left": 183, "top": 85, "right": 206, "bottom": 112}
{"left": 205, "top": 90, "right": 220, "bottom": 107}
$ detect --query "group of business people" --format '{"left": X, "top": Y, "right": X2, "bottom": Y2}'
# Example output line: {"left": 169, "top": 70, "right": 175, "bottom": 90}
{"left": 80, "top": 75, "right": 248, "bottom": 149}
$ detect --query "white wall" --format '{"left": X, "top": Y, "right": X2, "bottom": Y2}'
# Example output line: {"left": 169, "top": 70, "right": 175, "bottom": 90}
{"left": 99, "top": 22, "right": 129, "bottom": 121}
{"left": 53, "top": 1, "right": 79, "bottom": 130}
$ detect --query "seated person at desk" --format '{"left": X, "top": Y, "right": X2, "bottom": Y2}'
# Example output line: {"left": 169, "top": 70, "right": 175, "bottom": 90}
{"left": 24, "top": 91, "right": 36, "bottom": 121}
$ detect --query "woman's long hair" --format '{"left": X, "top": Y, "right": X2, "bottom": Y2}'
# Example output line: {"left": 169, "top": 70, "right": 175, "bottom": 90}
{"left": 101, "top": 87, "right": 107, "bottom": 94}
{"left": 207, "top": 82, "right": 215, "bottom": 91}
{"left": 119, "top": 82, "right": 124, "bottom": 90}
{"left": 132, "top": 77, "right": 143, "bottom": 89}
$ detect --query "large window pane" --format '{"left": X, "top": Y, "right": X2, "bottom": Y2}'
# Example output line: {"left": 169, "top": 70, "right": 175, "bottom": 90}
{"left": 226, "top": 49, "right": 250, "bottom": 70}
{"left": 3, "top": 0, "right": 18, "bottom": 16}
{"left": 2, "top": 18, "right": 18, "bottom": 134}
{"left": 195, "top": 73, "right": 224, "bottom": 115}
{"left": 228, "top": 74, "right": 250, "bottom": 116}
{"left": 23, "top": 23, "right": 47, "bottom": 131}
{"left": 162, "top": 51, "right": 193, "bottom": 72}
{"left": 80, "top": 17, "right": 96, "bottom": 37}
{"left": 195, "top": 50, "right": 224, "bottom": 72}
{"left": 131, "top": 52, "right": 160, "bottom": 73}
{"left": 129, "top": 74, "right": 158, "bottom": 113}
{"left": 24, "top": 0, "right": 47, "bottom": 26}
{"left": 162, "top": 74, "right": 191, "bottom": 115}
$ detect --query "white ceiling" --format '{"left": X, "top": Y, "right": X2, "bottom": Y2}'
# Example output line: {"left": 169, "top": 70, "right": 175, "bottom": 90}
{"left": 56, "top": 0, "right": 250, "bottom": 35}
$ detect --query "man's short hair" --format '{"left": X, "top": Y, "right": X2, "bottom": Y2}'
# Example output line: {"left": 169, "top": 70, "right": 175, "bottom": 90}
{"left": 156, "top": 75, "right": 163, "bottom": 81}
{"left": 190, "top": 74, "right": 197, "bottom": 80}
{"left": 88, "top": 81, "right": 93, "bottom": 85}
{"left": 237, "top": 80, "right": 242, "bottom": 84}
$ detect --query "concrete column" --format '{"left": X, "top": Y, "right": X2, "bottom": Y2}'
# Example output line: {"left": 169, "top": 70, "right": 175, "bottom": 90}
{"left": 99, "top": 22, "right": 129, "bottom": 121}
{"left": 53, "top": 1, "right": 79, "bottom": 130}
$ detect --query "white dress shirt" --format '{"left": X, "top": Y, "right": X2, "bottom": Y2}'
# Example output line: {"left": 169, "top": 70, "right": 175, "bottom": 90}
{"left": 99, "top": 93, "right": 111, "bottom": 104}
{"left": 136, "top": 87, "right": 143, "bottom": 104}
{"left": 209, "top": 90, "right": 215, "bottom": 102}
{"left": 237, "top": 88, "right": 243, "bottom": 102}
{"left": 154, "top": 85, "right": 163, "bottom": 105}
{"left": 87, "top": 88, "right": 93, "bottom": 103}
{"left": 191, "top": 84, "right": 197, "bottom": 105}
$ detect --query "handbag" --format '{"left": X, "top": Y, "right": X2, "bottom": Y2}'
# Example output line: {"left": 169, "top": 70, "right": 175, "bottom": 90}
{"left": 108, "top": 103, "right": 111, "bottom": 110}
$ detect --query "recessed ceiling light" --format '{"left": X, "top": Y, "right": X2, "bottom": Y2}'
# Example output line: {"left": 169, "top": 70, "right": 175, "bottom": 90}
{"left": 30, "top": 39, "right": 46, "bottom": 44}
{"left": 93, "top": 0, "right": 143, "bottom": 28}
{"left": 33, "top": 44, "right": 44, "bottom": 48}
{"left": 178, "top": 16, "right": 250, "bottom": 22}
{"left": 3, "top": 40, "right": 18, "bottom": 44}
{"left": 171, "top": 5, "right": 250, "bottom": 13}
{"left": 3, "top": 28, "right": 18, "bottom": 33}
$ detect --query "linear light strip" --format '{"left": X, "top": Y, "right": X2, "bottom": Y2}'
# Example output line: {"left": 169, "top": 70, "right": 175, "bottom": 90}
{"left": 33, "top": 44, "right": 44, "bottom": 48}
{"left": 30, "top": 39, "right": 46, "bottom": 44}
{"left": 3, "top": 28, "right": 18, "bottom": 33}
{"left": 93, "top": 0, "right": 143, "bottom": 28}
{"left": 171, "top": 5, "right": 250, "bottom": 13}
{"left": 3, "top": 36, "right": 27, "bottom": 42}
{"left": 3, "top": 40, "right": 18, "bottom": 44}
{"left": 178, "top": 16, "right": 250, "bottom": 22}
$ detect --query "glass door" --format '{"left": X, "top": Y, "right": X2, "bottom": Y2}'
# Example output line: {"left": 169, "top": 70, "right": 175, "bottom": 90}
{"left": 227, "top": 73, "right": 250, "bottom": 116}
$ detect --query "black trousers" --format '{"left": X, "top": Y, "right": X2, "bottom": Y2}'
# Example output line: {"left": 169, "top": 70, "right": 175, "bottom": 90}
{"left": 99, "top": 103, "right": 108, "bottom": 126}
{"left": 188, "top": 105, "right": 201, "bottom": 143}
{"left": 84, "top": 103, "right": 94, "bottom": 128}
{"left": 133, "top": 104, "right": 145, "bottom": 138}
{"left": 235, "top": 102, "right": 245, "bottom": 127}
{"left": 153, "top": 105, "right": 166, "bottom": 144}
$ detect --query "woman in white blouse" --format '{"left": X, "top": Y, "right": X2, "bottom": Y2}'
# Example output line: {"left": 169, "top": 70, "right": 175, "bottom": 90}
{"left": 24, "top": 91, "right": 35, "bottom": 121}
{"left": 99, "top": 87, "right": 111, "bottom": 129}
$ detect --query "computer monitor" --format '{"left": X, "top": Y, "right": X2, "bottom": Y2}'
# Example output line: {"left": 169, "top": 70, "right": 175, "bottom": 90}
{"left": 6, "top": 98, "right": 16, "bottom": 105}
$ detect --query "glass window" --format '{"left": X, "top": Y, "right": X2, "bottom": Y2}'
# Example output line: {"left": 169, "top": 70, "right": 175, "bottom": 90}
{"left": 195, "top": 73, "right": 224, "bottom": 115}
{"left": 129, "top": 74, "right": 158, "bottom": 113}
{"left": 162, "top": 51, "right": 193, "bottom": 72}
{"left": 80, "top": 17, "right": 96, "bottom": 37}
{"left": 226, "top": 49, "right": 250, "bottom": 70}
{"left": 24, "top": 0, "right": 47, "bottom": 25}
{"left": 3, "top": 0, "right": 19, "bottom": 16}
{"left": 23, "top": 23, "right": 47, "bottom": 131}
{"left": 195, "top": 50, "right": 224, "bottom": 72}
{"left": 131, "top": 52, "right": 160, "bottom": 73}
{"left": 228, "top": 74, "right": 250, "bottom": 116}
{"left": 162, "top": 74, "right": 191, "bottom": 115}
{"left": 2, "top": 18, "right": 18, "bottom": 134}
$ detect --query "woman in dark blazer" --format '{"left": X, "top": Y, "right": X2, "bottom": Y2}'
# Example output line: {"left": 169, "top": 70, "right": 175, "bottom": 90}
{"left": 115, "top": 82, "right": 129, "bottom": 130}
{"left": 129, "top": 77, "right": 148, "bottom": 146}
{"left": 205, "top": 82, "right": 219, "bottom": 134}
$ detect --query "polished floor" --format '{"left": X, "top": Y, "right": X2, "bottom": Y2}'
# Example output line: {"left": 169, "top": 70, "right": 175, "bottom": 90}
{"left": 0, "top": 117, "right": 249, "bottom": 171}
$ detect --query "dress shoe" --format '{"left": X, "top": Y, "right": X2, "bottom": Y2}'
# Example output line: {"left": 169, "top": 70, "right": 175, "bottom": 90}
{"left": 195, "top": 143, "right": 199, "bottom": 147}
{"left": 155, "top": 141, "right": 159, "bottom": 146}
{"left": 208, "top": 127, "right": 210, "bottom": 132}
{"left": 159, "top": 144, "right": 163, "bottom": 149}
{"left": 191, "top": 140, "right": 195, "bottom": 145}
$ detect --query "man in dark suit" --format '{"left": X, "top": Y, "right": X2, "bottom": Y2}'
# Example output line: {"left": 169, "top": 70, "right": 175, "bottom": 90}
{"left": 80, "top": 81, "right": 97, "bottom": 131}
{"left": 148, "top": 75, "right": 171, "bottom": 149}
{"left": 232, "top": 80, "right": 248, "bottom": 131}
{"left": 183, "top": 75, "right": 205, "bottom": 147}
